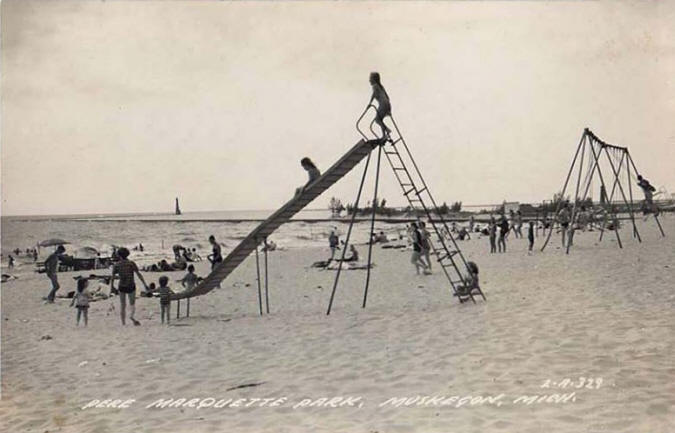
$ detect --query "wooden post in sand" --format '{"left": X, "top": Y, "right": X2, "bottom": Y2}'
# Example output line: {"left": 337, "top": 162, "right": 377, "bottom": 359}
{"left": 263, "top": 238, "right": 270, "bottom": 314}
{"left": 254, "top": 238, "right": 263, "bottom": 316}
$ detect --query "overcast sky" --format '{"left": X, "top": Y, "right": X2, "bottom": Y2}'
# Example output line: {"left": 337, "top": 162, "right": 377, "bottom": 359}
{"left": 2, "top": 0, "right": 674, "bottom": 216}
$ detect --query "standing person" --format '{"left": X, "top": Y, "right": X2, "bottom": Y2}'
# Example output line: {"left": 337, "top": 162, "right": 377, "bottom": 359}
{"left": 158, "top": 276, "right": 174, "bottom": 325}
{"left": 489, "top": 216, "right": 497, "bottom": 254}
{"left": 514, "top": 210, "right": 524, "bottom": 238}
{"left": 469, "top": 215, "right": 475, "bottom": 233}
{"left": 207, "top": 235, "right": 223, "bottom": 270}
{"left": 328, "top": 228, "right": 339, "bottom": 260}
{"left": 295, "top": 158, "right": 321, "bottom": 195}
{"left": 8, "top": 255, "right": 14, "bottom": 269}
{"left": 636, "top": 174, "right": 659, "bottom": 216}
{"left": 557, "top": 202, "right": 571, "bottom": 247}
{"left": 368, "top": 72, "right": 393, "bottom": 139}
{"left": 419, "top": 221, "right": 433, "bottom": 272}
{"left": 498, "top": 214, "right": 509, "bottom": 253}
{"left": 410, "top": 223, "right": 430, "bottom": 275}
{"left": 33, "top": 249, "right": 38, "bottom": 262}
{"left": 527, "top": 221, "right": 535, "bottom": 253}
{"left": 110, "top": 247, "right": 148, "bottom": 326}
{"left": 44, "top": 245, "right": 66, "bottom": 303}
{"left": 70, "top": 279, "right": 90, "bottom": 327}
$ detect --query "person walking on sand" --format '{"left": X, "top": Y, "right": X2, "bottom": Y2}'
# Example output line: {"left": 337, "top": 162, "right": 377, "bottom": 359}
{"left": 498, "top": 214, "right": 509, "bottom": 253}
{"left": 489, "top": 216, "right": 497, "bottom": 254}
{"left": 110, "top": 247, "right": 148, "bottom": 326}
{"left": 328, "top": 228, "right": 339, "bottom": 261}
{"left": 557, "top": 202, "right": 571, "bottom": 247}
{"left": 419, "top": 221, "right": 433, "bottom": 272}
{"left": 44, "top": 245, "right": 66, "bottom": 303}
{"left": 527, "top": 220, "right": 535, "bottom": 254}
{"left": 295, "top": 157, "right": 321, "bottom": 196}
{"left": 514, "top": 210, "right": 524, "bottom": 238}
{"left": 410, "top": 222, "right": 430, "bottom": 275}
{"left": 368, "top": 72, "right": 392, "bottom": 140}
{"left": 207, "top": 235, "right": 222, "bottom": 270}
{"left": 70, "top": 278, "right": 90, "bottom": 327}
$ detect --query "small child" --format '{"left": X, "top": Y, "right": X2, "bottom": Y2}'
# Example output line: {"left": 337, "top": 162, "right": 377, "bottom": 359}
{"left": 368, "top": 72, "right": 392, "bottom": 139}
{"left": 70, "top": 278, "right": 90, "bottom": 326}
{"left": 177, "top": 265, "right": 200, "bottom": 291}
{"left": 528, "top": 220, "right": 535, "bottom": 253}
{"left": 158, "top": 276, "right": 174, "bottom": 325}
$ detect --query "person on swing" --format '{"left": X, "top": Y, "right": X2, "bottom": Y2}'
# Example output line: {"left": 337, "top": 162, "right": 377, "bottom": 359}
{"left": 368, "top": 72, "right": 392, "bottom": 140}
{"left": 636, "top": 174, "right": 659, "bottom": 216}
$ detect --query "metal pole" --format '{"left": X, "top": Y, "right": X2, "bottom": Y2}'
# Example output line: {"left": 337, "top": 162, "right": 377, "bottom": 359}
{"left": 589, "top": 142, "right": 623, "bottom": 248}
{"left": 254, "top": 238, "right": 263, "bottom": 316}
{"left": 626, "top": 153, "right": 638, "bottom": 239}
{"left": 598, "top": 147, "right": 623, "bottom": 242}
{"left": 187, "top": 297, "right": 190, "bottom": 317}
{"left": 566, "top": 133, "right": 587, "bottom": 254}
{"left": 264, "top": 238, "right": 270, "bottom": 314}
{"left": 176, "top": 299, "right": 180, "bottom": 319}
{"left": 541, "top": 130, "right": 587, "bottom": 251}
{"left": 327, "top": 153, "right": 373, "bottom": 315}
{"left": 604, "top": 148, "right": 641, "bottom": 242}
{"left": 363, "top": 145, "right": 383, "bottom": 308}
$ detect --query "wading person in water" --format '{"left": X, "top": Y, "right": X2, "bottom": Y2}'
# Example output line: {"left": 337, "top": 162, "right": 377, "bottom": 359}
{"left": 368, "top": 72, "right": 392, "bottom": 140}
{"left": 110, "top": 247, "right": 148, "bottom": 326}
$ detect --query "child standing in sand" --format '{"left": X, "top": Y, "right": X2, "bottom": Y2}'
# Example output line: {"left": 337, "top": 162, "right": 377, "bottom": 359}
{"left": 158, "top": 276, "right": 174, "bottom": 325}
{"left": 177, "top": 265, "right": 200, "bottom": 291}
{"left": 527, "top": 220, "right": 535, "bottom": 253}
{"left": 70, "top": 279, "right": 90, "bottom": 326}
{"left": 368, "top": 72, "right": 392, "bottom": 139}
{"left": 488, "top": 217, "right": 497, "bottom": 253}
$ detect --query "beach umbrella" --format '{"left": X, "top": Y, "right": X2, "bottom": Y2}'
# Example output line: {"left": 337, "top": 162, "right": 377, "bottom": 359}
{"left": 39, "top": 238, "right": 70, "bottom": 247}
{"left": 73, "top": 246, "right": 99, "bottom": 259}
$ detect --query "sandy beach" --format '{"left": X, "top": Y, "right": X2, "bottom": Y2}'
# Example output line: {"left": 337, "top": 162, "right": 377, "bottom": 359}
{"left": 1, "top": 216, "right": 673, "bottom": 433}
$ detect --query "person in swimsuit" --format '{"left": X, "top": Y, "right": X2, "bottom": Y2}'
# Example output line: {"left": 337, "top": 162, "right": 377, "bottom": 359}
{"left": 368, "top": 72, "right": 392, "bottom": 139}
{"left": 44, "top": 245, "right": 66, "bottom": 303}
{"left": 498, "top": 214, "right": 509, "bottom": 253}
{"left": 296, "top": 157, "right": 321, "bottom": 196}
{"left": 488, "top": 216, "right": 497, "bottom": 253}
{"left": 637, "top": 174, "right": 659, "bottom": 216}
{"left": 419, "top": 221, "right": 432, "bottom": 271}
{"left": 410, "top": 223, "right": 430, "bottom": 275}
{"left": 207, "top": 235, "right": 223, "bottom": 270}
{"left": 70, "top": 278, "right": 90, "bottom": 327}
{"left": 557, "top": 202, "right": 571, "bottom": 247}
{"left": 110, "top": 247, "right": 148, "bottom": 326}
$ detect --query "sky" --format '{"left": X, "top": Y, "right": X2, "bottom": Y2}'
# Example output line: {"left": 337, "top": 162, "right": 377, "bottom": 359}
{"left": 2, "top": 0, "right": 674, "bottom": 216}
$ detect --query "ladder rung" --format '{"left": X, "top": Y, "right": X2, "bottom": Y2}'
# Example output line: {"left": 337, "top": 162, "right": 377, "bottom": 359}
{"left": 390, "top": 138, "right": 402, "bottom": 145}
{"left": 437, "top": 251, "right": 458, "bottom": 262}
{"left": 392, "top": 167, "right": 406, "bottom": 171}
{"left": 403, "top": 188, "right": 416, "bottom": 196}
{"left": 416, "top": 187, "right": 427, "bottom": 195}
{"left": 384, "top": 151, "right": 398, "bottom": 155}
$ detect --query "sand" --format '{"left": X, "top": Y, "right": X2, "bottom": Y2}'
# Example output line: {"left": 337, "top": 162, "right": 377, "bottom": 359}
{"left": 1, "top": 216, "right": 674, "bottom": 432}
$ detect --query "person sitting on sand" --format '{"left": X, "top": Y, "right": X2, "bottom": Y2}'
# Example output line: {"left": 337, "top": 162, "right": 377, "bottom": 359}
{"left": 336, "top": 245, "right": 359, "bottom": 262}
{"left": 637, "top": 174, "right": 659, "bottom": 216}
{"left": 368, "top": 72, "right": 392, "bottom": 140}
{"left": 207, "top": 235, "right": 222, "bottom": 270}
{"left": 190, "top": 248, "right": 202, "bottom": 261}
{"left": 177, "top": 264, "right": 201, "bottom": 291}
{"left": 110, "top": 247, "right": 149, "bottom": 326}
{"left": 457, "top": 261, "right": 479, "bottom": 296}
{"left": 44, "top": 245, "right": 66, "bottom": 303}
{"left": 158, "top": 275, "right": 174, "bottom": 325}
{"left": 295, "top": 157, "right": 321, "bottom": 196}
{"left": 70, "top": 278, "right": 90, "bottom": 327}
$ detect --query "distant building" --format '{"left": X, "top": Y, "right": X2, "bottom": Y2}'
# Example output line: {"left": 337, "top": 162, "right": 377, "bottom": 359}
{"left": 503, "top": 201, "right": 520, "bottom": 214}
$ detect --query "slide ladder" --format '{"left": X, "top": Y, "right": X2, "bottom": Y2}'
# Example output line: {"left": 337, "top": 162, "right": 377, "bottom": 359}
{"left": 359, "top": 108, "right": 485, "bottom": 303}
{"left": 173, "top": 138, "right": 382, "bottom": 300}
